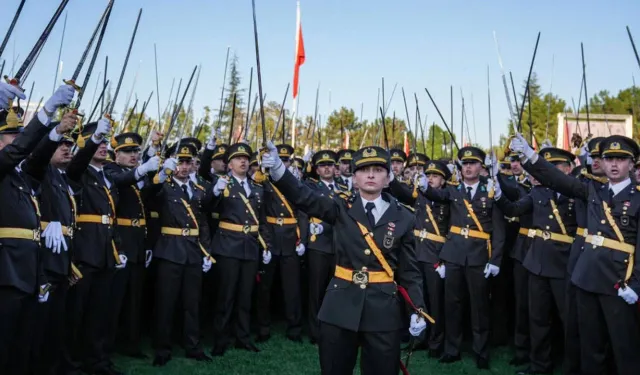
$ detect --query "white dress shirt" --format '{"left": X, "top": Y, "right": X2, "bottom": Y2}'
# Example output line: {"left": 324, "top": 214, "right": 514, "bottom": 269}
{"left": 234, "top": 176, "right": 252, "bottom": 196}
{"left": 361, "top": 195, "right": 390, "bottom": 224}
{"left": 463, "top": 181, "right": 480, "bottom": 200}
{"left": 89, "top": 164, "right": 111, "bottom": 188}
{"left": 342, "top": 176, "right": 353, "bottom": 190}
{"left": 609, "top": 178, "right": 631, "bottom": 197}
{"left": 321, "top": 179, "right": 336, "bottom": 192}
{"left": 174, "top": 178, "right": 193, "bottom": 199}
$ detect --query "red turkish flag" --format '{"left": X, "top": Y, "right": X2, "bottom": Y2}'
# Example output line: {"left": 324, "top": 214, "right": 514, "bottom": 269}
{"left": 293, "top": 1, "right": 305, "bottom": 99}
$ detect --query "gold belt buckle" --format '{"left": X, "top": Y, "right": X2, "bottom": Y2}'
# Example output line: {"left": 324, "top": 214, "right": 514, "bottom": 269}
{"left": 181, "top": 228, "right": 190, "bottom": 236}
{"left": 131, "top": 219, "right": 140, "bottom": 227}
{"left": 541, "top": 231, "right": 551, "bottom": 241}
{"left": 528, "top": 229, "right": 536, "bottom": 238}
{"left": 591, "top": 235, "right": 605, "bottom": 247}
{"left": 460, "top": 228, "right": 469, "bottom": 239}
{"left": 583, "top": 228, "right": 589, "bottom": 237}
{"left": 419, "top": 229, "right": 427, "bottom": 240}
{"left": 101, "top": 215, "right": 110, "bottom": 225}
{"left": 242, "top": 225, "right": 251, "bottom": 234}
{"left": 33, "top": 229, "right": 41, "bottom": 242}
{"left": 352, "top": 270, "right": 369, "bottom": 287}
{"left": 276, "top": 218, "right": 284, "bottom": 226}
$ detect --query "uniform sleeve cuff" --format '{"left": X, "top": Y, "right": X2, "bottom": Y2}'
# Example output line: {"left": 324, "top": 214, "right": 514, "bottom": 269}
{"left": 37, "top": 109, "right": 52, "bottom": 127}
{"left": 48, "top": 128, "right": 63, "bottom": 142}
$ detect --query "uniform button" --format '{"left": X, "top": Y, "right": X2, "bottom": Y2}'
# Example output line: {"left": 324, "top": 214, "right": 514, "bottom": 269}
{"left": 333, "top": 284, "right": 337, "bottom": 288}
{"left": 467, "top": 214, "right": 471, "bottom": 218}
{"left": 361, "top": 266, "right": 368, "bottom": 271}
{"left": 545, "top": 226, "right": 550, "bottom": 230}
{"left": 364, "top": 249, "right": 371, "bottom": 255}
{"left": 624, "top": 259, "right": 629, "bottom": 263}
{"left": 548, "top": 215, "right": 553, "bottom": 219}
{"left": 360, "top": 284, "right": 367, "bottom": 290}
{"left": 280, "top": 213, "right": 284, "bottom": 216}
{"left": 601, "top": 220, "right": 606, "bottom": 224}
{"left": 281, "top": 203, "right": 285, "bottom": 207}
{"left": 597, "top": 232, "right": 602, "bottom": 235}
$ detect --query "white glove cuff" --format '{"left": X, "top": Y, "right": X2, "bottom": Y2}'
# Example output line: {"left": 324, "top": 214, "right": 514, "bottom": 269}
{"left": 270, "top": 160, "right": 286, "bottom": 181}
{"left": 37, "top": 108, "right": 52, "bottom": 126}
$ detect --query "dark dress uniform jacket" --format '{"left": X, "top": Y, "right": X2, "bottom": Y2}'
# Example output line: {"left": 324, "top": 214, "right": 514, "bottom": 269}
{"left": 152, "top": 177, "right": 212, "bottom": 265}
{"left": 499, "top": 173, "right": 533, "bottom": 262}
{"left": 22, "top": 136, "right": 78, "bottom": 277}
{"left": 525, "top": 157, "right": 640, "bottom": 296}
{"left": 211, "top": 176, "right": 271, "bottom": 261}
{"left": 263, "top": 180, "right": 306, "bottom": 256}
{"left": 104, "top": 163, "right": 148, "bottom": 264}
{"left": 423, "top": 181, "right": 506, "bottom": 267}
{"left": 66, "top": 139, "right": 137, "bottom": 269}
{"left": 0, "top": 117, "right": 53, "bottom": 293}
{"left": 497, "top": 186, "right": 577, "bottom": 279}
{"left": 304, "top": 179, "right": 342, "bottom": 255}
{"left": 275, "top": 171, "right": 424, "bottom": 332}
{"left": 388, "top": 179, "right": 449, "bottom": 263}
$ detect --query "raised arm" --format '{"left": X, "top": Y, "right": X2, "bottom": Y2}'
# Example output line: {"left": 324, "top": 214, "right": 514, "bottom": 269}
{"left": 523, "top": 156, "right": 587, "bottom": 200}
{"left": 66, "top": 138, "right": 99, "bottom": 182}
{"left": 497, "top": 172, "right": 521, "bottom": 201}
{"left": 388, "top": 178, "right": 416, "bottom": 206}
{"left": 495, "top": 192, "right": 534, "bottom": 218}
{"left": 272, "top": 170, "right": 339, "bottom": 225}
{"left": 0, "top": 111, "right": 54, "bottom": 178}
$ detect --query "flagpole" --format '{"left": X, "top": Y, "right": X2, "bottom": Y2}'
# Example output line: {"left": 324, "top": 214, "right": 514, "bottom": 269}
{"left": 291, "top": 0, "right": 304, "bottom": 149}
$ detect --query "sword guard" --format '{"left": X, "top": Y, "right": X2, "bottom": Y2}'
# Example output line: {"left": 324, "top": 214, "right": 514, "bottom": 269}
{"left": 3, "top": 76, "right": 24, "bottom": 91}
{"left": 63, "top": 79, "right": 83, "bottom": 93}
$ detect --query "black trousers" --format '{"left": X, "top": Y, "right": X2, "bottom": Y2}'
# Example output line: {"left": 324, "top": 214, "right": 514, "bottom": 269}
{"left": 422, "top": 261, "right": 444, "bottom": 352}
{"left": 444, "top": 263, "right": 490, "bottom": 359}
{"left": 512, "top": 260, "right": 530, "bottom": 361}
{"left": 490, "top": 255, "right": 512, "bottom": 346}
{"left": 528, "top": 273, "right": 565, "bottom": 372}
{"left": 0, "top": 286, "right": 36, "bottom": 375}
{"left": 212, "top": 256, "right": 258, "bottom": 349}
{"left": 563, "top": 280, "right": 581, "bottom": 375}
{"left": 31, "top": 275, "right": 69, "bottom": 375}
{"left": 153, "top": 259, "right": 203, "bottom": 356}
{"left": 108, "top": 261, "right": 144, "bottom": 354}
{"left": 64, "top": 265, "right": 114, "bottom": 373}
{"left": 256, "top": 253, "right": 302, "bottom": 337}
{"left": 307, "top": 250, "right": 335, "bottom": 342}
{"left": 318, "top": 322, "right": 401, "bottom": 375}
{"left": 576, "top": 287, "right": 640, "bottom": 375}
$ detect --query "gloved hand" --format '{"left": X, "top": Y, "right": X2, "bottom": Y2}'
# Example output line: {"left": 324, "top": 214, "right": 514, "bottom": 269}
{"left": 303, "top": 145, "right": 312, "bottom": 162}
{"left": 163, "top": 157, "right": 177, "bottom": 173}
{"left": 0, "top": 81, "right": 27, "bottom": 109}
{"left": 494, "top": 179, "right": 503, "bottom": 200}
{"left": 409, "top": 313, "right": 427, "bottom": 337}
{"left": 510, "top": 133, "right": 536, "bottom": 160}
{"left": 202, "top": 256, "right": 212, "bottom": 273}
{"left": 490, "top": 154, "right": 500, "bottom": 177}
{"left": 418, "top": 173, "right": 428, "bottom": 192}
{"left": 145, "top": 250, "right": 153, "bottom": 268}
{"left": 213, "top": 176, "right": 229, "bottom": 196}
{"left": 93, "top": 117, "right": 112, "bottom": 141}
{"left": 262, "top": 250, "right": 272, "bottom": 265}
{"left": 137, "top": 156, "right": 160, "bottom": 176}
{"left": 309, "top": 223, "right": 324, "bottom": 235}
{"left": 115, "top": 254, "right": 128, "bottom": 269}
{"left": 435, "top": 264, "right": 445, "bottom": 279}
{"left": 42, "top": 221, "right": 68, "bottom": 254}
{"left": 540, "top": 139, "right": 553, "bottom": 149}
{"left": 296, "top": 243, "right": 306, "bottom": 256}
{"left": 486, "top": 178, "right": 495, "bottom": 194}
{"left": 38, "top": 284, "right": 51, "bottom": 303}
{"left": 484, "top": 263, "right": 500, "bottom": 278}
{"left": 44, "top": 84, "right": 75, "bottom": 113}
{"left": 261, "top": 141, "right": 285, "bottom": 179}
{"left": 618, "top": 286, "right": 639, "bottom": 304}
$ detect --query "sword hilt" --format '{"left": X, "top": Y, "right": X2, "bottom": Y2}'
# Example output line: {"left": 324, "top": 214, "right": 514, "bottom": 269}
{"left": 3, "top": 76, "right": 24, "bottom": 91}
{"left": 63, "top": 79, "right": 83, "bottom": 93}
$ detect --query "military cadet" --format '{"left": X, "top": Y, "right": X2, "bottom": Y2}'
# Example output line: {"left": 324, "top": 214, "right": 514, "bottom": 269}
{"left": 150, "top": 142, "right": 214, "bottom": 366}
{"left": 389, "top": 148, "right": 407, "bottom": 179}
{"left": 304, "top": 150, "right": 343, "bottom": 344}
{"left": 407, "top": 152, "right": 428, "bottom": 176}
{"left": 249, "top": 151, "right": 259, "bottom": 177}
{"left": 336, "top": 149, "right": 355, "bottom": 190}
{"left": 495, "top": 151, "right": 533, "bottom": 367}
{"left": 418, "top": 146, "right": 506, "bottom": 369}
{"left": 511, "top": 133, "right": 640, "bottom": 375}
{"left": 0, "top": 83, "right": 75, "bottom": 374}
{"left": 495, "top": 147, "right": 578, "bottom": 375}
{"left": 105, "top": 132, "right": 160, "bottom": 358}
{"left": 210, "top": 142, "right": 272, "bottom": 355}
{"left": 65, "top": 116, "right": 155, "bottom": 375}
{"left": 21, "top": 112, "right": 78, "bottom": 375}
{"left": 256, "top": 144, "right": 306, "bottom": 343}
{"left": 388, "top": 160, "right": 451, "bottom": 358}
{"left": 292, "top": 156, "right": 305, "bottom": 176}
{"left": 261, "top": 143, "right": 428, "bottom": 375}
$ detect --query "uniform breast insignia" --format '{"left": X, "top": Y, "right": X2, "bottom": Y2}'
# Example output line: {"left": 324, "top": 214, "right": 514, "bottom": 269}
{"left": 620, "top": 215, "right": 630, "bottom": 227}
{"left": 383, "top": 223, "right": 396, "bottom": 249}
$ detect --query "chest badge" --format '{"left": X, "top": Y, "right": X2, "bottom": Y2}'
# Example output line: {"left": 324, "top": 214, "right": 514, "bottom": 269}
{"left": 383, "top": 235, "right": 395, "bottom": 249}
{"left": 620, "top": 215, "right": 630, "bottom": 227}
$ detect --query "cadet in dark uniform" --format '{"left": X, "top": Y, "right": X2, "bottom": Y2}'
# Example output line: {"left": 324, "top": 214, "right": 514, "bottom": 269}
{"left": 150, "top": 143, "right": 213, "bottom": 366}
{"left": 389, "top": 148, "right": 407, "bottom": 179}
{"left": 406, "top": 152, "right": 428, "bottom": 176}
{"left": 256, "top": 144, "right": 306, "bottom": 343}
{"left": 419, "top": 146, "right": 506, "bottom": 369}
{"left": 0, "top": 83, "right": 75, "bottom": 374}
{"left": 337, "top": 149, "right": 355, "bottom": 191}
{"left": 210, "top": 143, "right": 271, "bottom": 355}
{"left": 262, "top": 143, "right": 429, "bottom": 375}
{"left": 511, "top": 133, "right": 640, "bottom": 375}
{"left": 305, "top": 150, "right": 343, "bottom": 344}
{"left": 21, "top": 112, "right": 78, "bottom": 375}
{"left": 389, "top": 160, "right": 451, "bottom": 358}
{"left": 105, "top": 132, "right": 159, "bottom": 358}
{"left": 495, "top": 147, "right": 577, "bottom": 374}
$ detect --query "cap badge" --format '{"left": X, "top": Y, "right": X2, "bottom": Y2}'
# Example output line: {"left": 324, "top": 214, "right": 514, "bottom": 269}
{"left": 363, "top": 148, "right": 377, "bottom": 158}
{"left": 610, "top": 142, "right": 621, "bottom": 150}
{"left": 344, "top": 152, "right": 351, "bottom": 158}
{"left": 544, "top": 152, "right": 551, "bottom": 159}
{"left": 428, "top": 163, "right": 436, "bottom": 169}
{"left": 464, "top": 150, "right": 472, "bottom": 157}
{"left": 238, "top": 145, "right": 246, "bottom": 152}
{"left": 180, "top": 146, "right": 190, "bottom": 154}
{"left": 124, "top": 137, "right": 134, "bottom": 144}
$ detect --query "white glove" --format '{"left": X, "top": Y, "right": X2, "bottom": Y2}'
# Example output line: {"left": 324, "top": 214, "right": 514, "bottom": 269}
{"left": 0, "top": 81, "right": 26, "bottom": 109}
{"left": 303, "top": 148, "right": 313, "bottom": 163}
{"left": 486, "top": 178, "right": 495, "bottom": 193}
{"left": 309, "top": 223, "right": 324, "bottom": 235}
{"left": 540, "top": 139, "right": 553, "bottom": 149}
{"left": 618, "top": 286, "right": 639, "bottom": 305}
{"left": 202, "top": 256, "right": 212, "bottom": 273}
{"left": 408, "top": 313, "right": 427, "bottom": 337}
{"left": 41, "top": 221, "right": 68, "bottom": 254}
{"left": 484, "top": 263, "right": 500, "bottom": 278}
{"left": 137, "top": 155, "right": 160, "bottom": 176}
{"left": 115, "top": 254, "right": 128, "bottom": 269}
{"left": 38, "top": 285, "right": 50, "bottom": 303}
{"left": 510, "top": 133, "right": 535, "bottom": 160}
{"left": 435, "top": 264, "right": 445, "bottom": 279}
{"left": 44, "top": 84, "right": 75, "bottom": 113}
{"left": 490, "top": 154, "right": 500, "bottom": 177}
{"left": 163, "top": 157, "right": 178, "bottom": 172}
{"left": 296, "top": 243, "right": 306, "bottom": 256}
{"left": 417, "top": 173, "right": 428, "bottom": 192}
{"left": 213, "top": 176, "right": 229, "bottom": 196}
{"left": 206, "top": 133, "right": 218, "bottom": 150}
{"left": 145, "top": 250, "right": 153, "bottom": 268}
{"left": 262, "top": 250, "right": 272, "bottom": 265}
{"left": 288, "top": 165, "right": 301, "bottom": 180}
{"left": 494, "top": 179, "right": 502, "bottom": 200}
{"left": 92, "top": 117, "right": 112, "bottom": 142}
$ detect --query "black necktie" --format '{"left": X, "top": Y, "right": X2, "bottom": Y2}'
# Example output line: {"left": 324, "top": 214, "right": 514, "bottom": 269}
{"left": 328, "top": 184, "right": 334, "bottom": 192}
{"left": 182, "top": 184, "right": 189, "bottom": 200}
{"left": 609, "top": 188, "right": 615, "bottom": 205}
{"left": 466, "top": 186, "right": 473, "bottom": 200}
{"left": 240, "top": 181, "right": 246, "bottom": 195}
{"left": 365, "top": 202, "right": 376, "bottom": 228}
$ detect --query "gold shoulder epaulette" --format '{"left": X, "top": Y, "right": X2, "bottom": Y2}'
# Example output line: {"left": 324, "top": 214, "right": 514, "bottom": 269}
{"left": 194, "top": 183, "right": 204, "bottom": 191}
{"left": 636, "top": 185, "right": 640, "bottom": 192}
{"left": 399, "top": 202, "right": 415, "bottom": 212}
{"left": 580, "top": 168, "right": 608, "bottom": 184}
{"left": 447, "top": 181, "right": 460, "bottom": 186}
{"left": 501, "top": 170, "right": 513, "bottom": 176}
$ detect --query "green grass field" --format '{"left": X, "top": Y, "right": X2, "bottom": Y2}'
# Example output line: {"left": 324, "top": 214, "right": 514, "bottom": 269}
{"left": 113, "top": 331, "right": 561, "bottom": 375}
